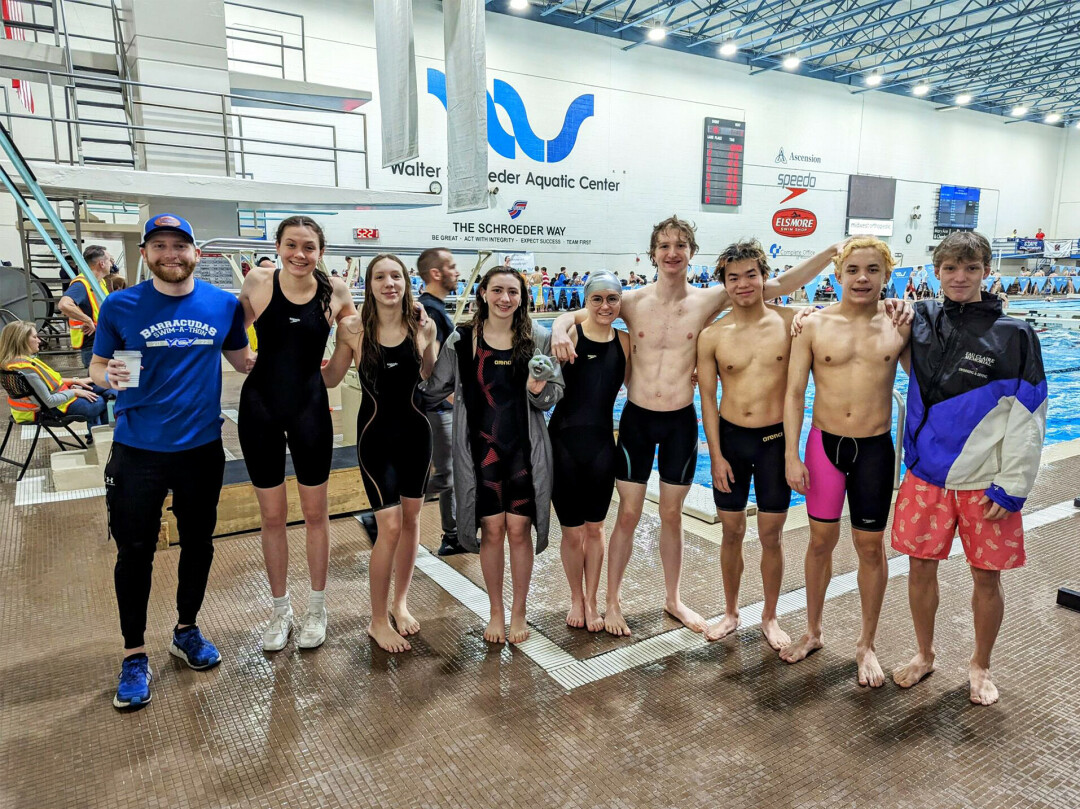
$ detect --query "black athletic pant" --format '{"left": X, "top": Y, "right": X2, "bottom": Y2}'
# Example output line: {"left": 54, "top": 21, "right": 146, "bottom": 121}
{"left": 105, "top": 439, "right": 225, "bottom": 649}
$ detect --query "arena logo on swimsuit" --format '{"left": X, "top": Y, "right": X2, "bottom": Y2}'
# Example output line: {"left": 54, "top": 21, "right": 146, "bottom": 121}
{"left": 772, "top": 208, "right": 818, "bottom": 237}
{"left": 426, "top": 69, "right": 594, "bottom": 163}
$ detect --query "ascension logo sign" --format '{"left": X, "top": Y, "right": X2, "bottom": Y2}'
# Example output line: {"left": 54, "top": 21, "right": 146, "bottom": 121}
{"left": 772, "top": 208, "right": 818, "bottom": 237}
{"left": 508, "top": 200, "right": 528, "bottom": 220}
{"left": 427, "top": 69, "right": 594, "bottom": 163}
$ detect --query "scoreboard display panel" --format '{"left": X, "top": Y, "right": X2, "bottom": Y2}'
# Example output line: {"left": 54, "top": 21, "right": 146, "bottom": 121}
{"left": 936, "top": 185, "right": 980, "bottom": 229}
{"left": 702, "top": 118, "right": 744, "bottom": 206}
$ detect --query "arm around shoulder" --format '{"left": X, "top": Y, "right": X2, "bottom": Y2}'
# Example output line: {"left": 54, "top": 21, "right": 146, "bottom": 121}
{"left": 419, "top": 329, "right": 460, "bottom": 405}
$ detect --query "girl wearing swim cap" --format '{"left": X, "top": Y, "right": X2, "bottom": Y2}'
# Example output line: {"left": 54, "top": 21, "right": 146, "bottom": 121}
{"left": 547, "top": 271, "right": 630, "bottom": 632}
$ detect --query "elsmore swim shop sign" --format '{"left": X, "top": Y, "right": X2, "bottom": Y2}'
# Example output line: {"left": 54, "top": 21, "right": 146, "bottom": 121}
{"left": 772, "top": 208, "right": 818, "bottom": 237}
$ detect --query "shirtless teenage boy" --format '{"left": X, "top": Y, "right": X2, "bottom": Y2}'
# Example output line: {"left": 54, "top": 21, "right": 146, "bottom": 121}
{"left": 552, "top": 216, "right": 844, "bottom": 637}
{"left": 781, "top": 237, "right": 910, "bottom": 687}
{"left": 697, "top": 240, "right": 798, "bottom": 650}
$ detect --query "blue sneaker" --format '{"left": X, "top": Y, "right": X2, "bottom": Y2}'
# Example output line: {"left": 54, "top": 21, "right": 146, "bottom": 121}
{"left": 169, "top": 625, "right": 222, "bottom": 671}
{"left": 113, "top": 654, "right": 152, "bottom": 710}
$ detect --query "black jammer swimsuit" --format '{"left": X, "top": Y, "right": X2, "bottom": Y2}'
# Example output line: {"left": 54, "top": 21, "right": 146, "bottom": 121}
{"left": 239, "top": 269, "right": 332, "bottom": 488}
{"left": 356, "top": 338, "right": 433, "bottom": 510}
{"left": 549, "top": 325, "right": 626, "bottom": 527}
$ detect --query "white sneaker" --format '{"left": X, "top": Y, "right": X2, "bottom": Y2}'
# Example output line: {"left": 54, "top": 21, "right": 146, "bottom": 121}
{"left": 297, "top": 607, "right": 327, "bottom": 649}
{"left": 262, "top": 608, "right": 293, "bottom": 651}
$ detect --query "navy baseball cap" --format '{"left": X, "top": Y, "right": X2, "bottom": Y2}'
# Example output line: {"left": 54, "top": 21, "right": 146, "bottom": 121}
{"left": 141, "top": 213, "right": 195, "bottom": 245}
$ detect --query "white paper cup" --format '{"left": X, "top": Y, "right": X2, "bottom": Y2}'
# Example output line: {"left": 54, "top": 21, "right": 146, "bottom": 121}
{"left": 113, "top": 350, "right": 142, "bottom": 389}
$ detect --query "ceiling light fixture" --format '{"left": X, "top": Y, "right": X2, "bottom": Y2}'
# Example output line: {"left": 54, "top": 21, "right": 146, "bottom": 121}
{"left": 782, "top": 55, "right": 801, "bottom": 70}
{"left": 864, "top": 73, "right": 883, "bottom": 87}
{"left": 955, "top": 93, "right": 972, "bottom": 105}
{"left": 1011, "top": 106, "right": 1028, "bottom": 117}
{"left": 647, "top": 26, "right": 667, "bottom": 41}
{"left": 1045, "top": 112, "right": 1062, "bottom": 124}
{"left": 912, "top": 84, "right": 930, "bottom": 96}
{"left": 719, "top": 41, "right": 738, "bottom": 57}
{"left": 509, "top": 0, "right": 528, "bottom": 9}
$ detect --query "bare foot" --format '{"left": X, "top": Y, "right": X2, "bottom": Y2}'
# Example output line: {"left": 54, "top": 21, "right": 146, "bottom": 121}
{"left": 664, "top": 600, "right": 708, "bottom": 633}
{"left": 367, "top": 621, "right": 411, "bottom": 653}
{"left": 565, "top": 601, "right": 585, "bottom": 629}
{"left": 893, "top": 652, "right": 935, "bottom": 688}
{"left": 969, "top": 662, "right": 999, "bottom": 706}
{"left": 705, "top": 613, "right": 740, "bottom": 642}
{"left": 508, "top": 609, "right": 530, "bottom": 644}
{"left": 484, "top": 613, "right": 506, "bottom": 644}
{"left": 760, "top": 618, "right": 791, "bottom": 651}
{"left": 390, "top": 604, "right": 420, "bottom": 636}
{"left": 780, "top": 632, "right": 823, "bottom": 664}
{"left": 604, "top": 602, "right": 631, "bottom": 637}
{"left": 856, "top": 645, "right": 886, "bottom": 688}
{"left": 584, "top": 602, "right": 604, "bottom": 633}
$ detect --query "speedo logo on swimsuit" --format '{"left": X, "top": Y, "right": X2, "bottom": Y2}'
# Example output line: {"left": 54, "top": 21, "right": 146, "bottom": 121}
{"left": 964, "top": 352, "right": 995, "bottom": 367}
{"left": 763, "top": 432, "right": 783, "bottom": 441}
{"left": 586, "top": 354, "right": 597, "bottom": 360}
{"left": 493, "top": 359, "right": 513, "bottom": 366}
{"left": 289, "top": 317, "right": 301, "bottom": 323}
{"left": 386, "top": 362, "right": 398, "bottom": 368}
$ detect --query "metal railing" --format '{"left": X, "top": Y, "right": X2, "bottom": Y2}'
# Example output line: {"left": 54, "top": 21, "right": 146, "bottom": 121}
{"left": 0, "top": 65, "right": 368, "bottom": 186}
{"left": 224, "top": 1, "right": 307, "bottom": 81}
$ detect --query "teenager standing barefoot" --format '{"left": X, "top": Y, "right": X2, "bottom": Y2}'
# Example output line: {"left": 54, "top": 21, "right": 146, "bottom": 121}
{"left": 323, "top": 255, "right": 437, "bottom": 653}
{"left": 421, "top": 267, "right": 563, "bottom": 644}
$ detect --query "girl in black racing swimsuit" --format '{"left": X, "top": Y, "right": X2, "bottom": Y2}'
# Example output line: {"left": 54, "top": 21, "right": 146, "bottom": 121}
{"left": 323, "top": 254, "right": 437, "bottom": 653}
{"left": 238, "top": 216, "right": 354, "bottom": 653}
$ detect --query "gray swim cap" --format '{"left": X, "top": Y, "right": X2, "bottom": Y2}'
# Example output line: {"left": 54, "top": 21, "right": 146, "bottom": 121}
{"left": 584, "top": 271, "right": 622, "bottom": 299}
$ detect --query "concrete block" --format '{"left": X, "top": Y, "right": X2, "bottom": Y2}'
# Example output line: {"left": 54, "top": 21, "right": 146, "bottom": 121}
{"left": 86, "top": 425, "right": 114, "bottom": 466}
{"left": 51, "top": 450, "right": 105, "bottom": 491}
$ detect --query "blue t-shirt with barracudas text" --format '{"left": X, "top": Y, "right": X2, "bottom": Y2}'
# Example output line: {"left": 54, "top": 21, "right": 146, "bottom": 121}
{"left": 94, "top": 279, "right": 247, "bottom": 451}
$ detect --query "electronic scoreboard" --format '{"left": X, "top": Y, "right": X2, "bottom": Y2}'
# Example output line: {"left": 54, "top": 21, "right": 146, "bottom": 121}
{"left": 936, "top": 185, "right": 980, "bottom": 230}
{"left": 702, "top": 118, "right": 744, "bottom": 206}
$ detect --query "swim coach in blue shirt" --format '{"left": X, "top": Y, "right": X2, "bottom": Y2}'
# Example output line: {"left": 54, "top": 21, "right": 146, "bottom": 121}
{"left": 90, "top": 213, "right": 254, "bottom": 710}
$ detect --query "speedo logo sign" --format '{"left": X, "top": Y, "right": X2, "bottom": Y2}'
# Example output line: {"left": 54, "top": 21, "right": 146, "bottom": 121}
{"left": 772, "top": 208, "right": 818, "bottom": 237}
{"left": 778, "top": 171, "right": 816, "bottom": 203}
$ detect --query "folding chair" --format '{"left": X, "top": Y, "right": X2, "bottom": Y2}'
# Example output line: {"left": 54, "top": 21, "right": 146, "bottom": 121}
{"left": 0, "top": 369, "right": 88, "bottom": 481}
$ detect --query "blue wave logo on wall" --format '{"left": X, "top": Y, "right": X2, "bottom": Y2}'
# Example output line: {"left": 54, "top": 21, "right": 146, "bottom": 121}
{"left": 508, "top": 200, "right": 528, "bottom": 219}
{"left": 426, "top": 68, "right": 594, "bottom": 163}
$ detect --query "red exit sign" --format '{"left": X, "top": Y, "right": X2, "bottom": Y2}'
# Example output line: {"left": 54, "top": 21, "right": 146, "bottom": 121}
{"left": 354, "top": 228, "right": 380, "bottom": 240}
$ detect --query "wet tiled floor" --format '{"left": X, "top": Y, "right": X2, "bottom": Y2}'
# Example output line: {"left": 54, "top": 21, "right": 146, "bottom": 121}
{"left": 2, "top": 370, "right": 1079, "bottom": 808}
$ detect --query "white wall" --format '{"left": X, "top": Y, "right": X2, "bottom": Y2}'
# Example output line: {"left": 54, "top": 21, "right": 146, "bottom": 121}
{"left": 230, "top": 0, "right": 1067, "bottom": 271}
{"left": 2, "top": 0, "right": 1073, "bottom": 276}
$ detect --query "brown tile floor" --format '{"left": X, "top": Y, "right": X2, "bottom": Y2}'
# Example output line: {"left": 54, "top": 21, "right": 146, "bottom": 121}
{"left": 2, "top": 396, "right": 1080, "bottom": 808}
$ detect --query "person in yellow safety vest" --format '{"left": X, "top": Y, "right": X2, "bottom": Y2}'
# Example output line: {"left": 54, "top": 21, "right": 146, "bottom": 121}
{"left": 58, "top": 245, "right": 116, "bottom": 368}
{"left": 0, "top": 321, "right": 108, "bottom": 429}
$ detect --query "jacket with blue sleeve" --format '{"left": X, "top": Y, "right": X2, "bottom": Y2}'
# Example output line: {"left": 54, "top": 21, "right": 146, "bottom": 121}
{"left": 904, "top": 292, "right": 1046, "bottom": 512}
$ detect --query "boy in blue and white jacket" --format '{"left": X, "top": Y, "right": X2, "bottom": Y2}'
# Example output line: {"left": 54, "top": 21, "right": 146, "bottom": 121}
{"left": 891, "top": 231, "right": 1046, "bottom": 707}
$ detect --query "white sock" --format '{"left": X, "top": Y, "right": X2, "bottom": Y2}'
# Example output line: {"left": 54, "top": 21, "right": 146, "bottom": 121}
{"left": 272, "top": 593, "right": 291, "bottom": 615}
{"left": 308, "top": 588, "right": 326, "bottom": 614}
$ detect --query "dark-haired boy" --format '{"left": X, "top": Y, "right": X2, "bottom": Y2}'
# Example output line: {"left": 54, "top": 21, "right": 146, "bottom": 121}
{"left": 891, "top": 231, "right": 1046, "bottom": 705}
{"left": 697, "top": 241, "right": 798, "bottom": 649}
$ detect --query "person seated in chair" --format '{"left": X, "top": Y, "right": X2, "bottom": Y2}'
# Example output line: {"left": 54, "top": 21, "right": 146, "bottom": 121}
{"left": 0, "top": 321, "right": 107, "bottom": 429}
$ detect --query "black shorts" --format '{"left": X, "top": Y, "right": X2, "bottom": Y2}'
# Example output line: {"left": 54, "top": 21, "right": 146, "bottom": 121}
{"left": 712, "top": 417, "right": 791, "bottom": 514}
{"left": 616, "top": 401, "right": 698, "bottom": 486}
{"left": 551, "top": 426, "right": 616, "bottom": 527}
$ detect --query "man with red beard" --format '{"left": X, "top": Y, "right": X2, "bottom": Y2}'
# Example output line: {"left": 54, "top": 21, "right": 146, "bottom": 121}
{"left": 90, "top": 213, "right": 254, "bottom": 711}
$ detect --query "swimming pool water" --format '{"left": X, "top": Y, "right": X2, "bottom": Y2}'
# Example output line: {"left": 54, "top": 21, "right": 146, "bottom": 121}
{"left": 602, "top": 321, "right": 1080, "bottom": 506}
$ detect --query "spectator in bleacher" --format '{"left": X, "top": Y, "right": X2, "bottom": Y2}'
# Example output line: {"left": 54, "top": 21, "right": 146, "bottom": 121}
{"left": 255, "top": 255, "right": 276, "bottom": 270}
{"left": 58, "top": 244, "right": 114, "bottom": 369}
{"left": 1036, "top": 228, "right": 1045, "bottom": 240}
{"left": 570, "top": 272, "right": 581, "bottom": 287}
{"left": 0, "top": 321, "right": 107, "bottom": 429}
